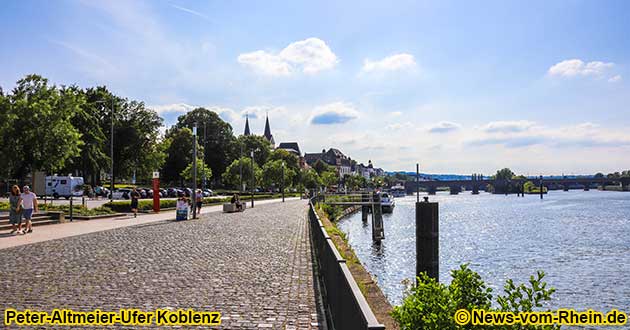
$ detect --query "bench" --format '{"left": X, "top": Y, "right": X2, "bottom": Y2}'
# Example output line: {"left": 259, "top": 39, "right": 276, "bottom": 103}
{"left": 223, "top": 203, "right": 246, "bottom": 213}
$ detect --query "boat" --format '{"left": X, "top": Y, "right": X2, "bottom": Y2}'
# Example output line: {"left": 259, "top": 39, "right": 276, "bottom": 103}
{"left": 380, "top": 192, "right": 395, "bottom": 213}
{"left": 390, "top": 184, "right": 406, "bottom": 198}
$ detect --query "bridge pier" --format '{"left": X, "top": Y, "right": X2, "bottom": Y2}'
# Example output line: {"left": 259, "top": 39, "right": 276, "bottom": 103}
{"left": 449, "top": 185, "right": 461, "bottom": 195}
{"left": 471, "top": 174, "right": 480, "bottom": 194}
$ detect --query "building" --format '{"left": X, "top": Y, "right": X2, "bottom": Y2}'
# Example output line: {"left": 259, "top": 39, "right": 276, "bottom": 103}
{"left": 353, "top": 160, "right": 384, "bottom": 179}
{"left": 277, "top": 142, "right": 307, "bottom": 169}
{"left": 304, "top": 148, "right": 352, "bottom": 176}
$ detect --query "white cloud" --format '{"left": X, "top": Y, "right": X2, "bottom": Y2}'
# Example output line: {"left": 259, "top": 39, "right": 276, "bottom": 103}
{"left": 608, "top": 75, "right": 622, "bottom": 83}
{"left": 548, "top": 59, "right": 614, "bottom": 78}
{"left": 427, "top": 121, "right": 461, "bottom": 133}
{"left": 309, "top": 102, "right": 360, "bottom": 125}
{"left": 481, "top": 120, "right": 535, "bottom": 133}
{"left": 240, "top": 106, "right": 287, "bottom": 119}
{"left": 148, "top": 103, "right": 238, "bottom": 122}
{"left": 386, "top": 122, "right": 413, "bottom": 130}
{"left": 149, "top": 103, "right": 196, "bottom": 114}
{"left": 361, "top": 53, "right": 416, "bottom": 73}
{"left": 237, "top": 37, "right": 338, "bottom": 76}
{"left": 390, "top": 111, "right": 403, "bottom": 116}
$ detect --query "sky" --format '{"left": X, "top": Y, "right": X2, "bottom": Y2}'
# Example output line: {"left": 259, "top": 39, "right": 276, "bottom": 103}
{"left": 1, "top": 0, "right": 629, "bottom": 175}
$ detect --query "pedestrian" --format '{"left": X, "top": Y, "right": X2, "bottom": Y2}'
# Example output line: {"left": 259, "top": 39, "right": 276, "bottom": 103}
{"left": 20, "top": 185, "right": 38, "bottom": 234}
{"left": 130, "top": 187, "right": 140, "bottom": 218}
{"left": 195, "top": 189, "right": 203, "bottom": 216}
{"left": 8, "top": 185, "right": 23, "bottom": 235}
{"left": 231, "top": 193, "right": 244, "bottom": 212}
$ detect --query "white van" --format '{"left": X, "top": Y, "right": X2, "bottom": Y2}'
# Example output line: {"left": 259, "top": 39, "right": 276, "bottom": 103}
{"left": 45, "top": 175, "right": 84, "bottom": 199}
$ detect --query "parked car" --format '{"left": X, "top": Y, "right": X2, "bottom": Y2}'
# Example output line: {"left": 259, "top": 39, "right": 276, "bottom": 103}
{"left": 138, "top": 188, "right": 148, "bottom": 199}
{"left": 110, "top": 188, "right": 131, "bottom": 200}
{"left": 202, "top": 189, "right": 213, "bottom": 197}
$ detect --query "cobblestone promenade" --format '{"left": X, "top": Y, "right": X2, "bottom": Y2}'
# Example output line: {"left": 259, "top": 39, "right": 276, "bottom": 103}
{"left": 0, "top": 200, "right": 325, "bottom": 329}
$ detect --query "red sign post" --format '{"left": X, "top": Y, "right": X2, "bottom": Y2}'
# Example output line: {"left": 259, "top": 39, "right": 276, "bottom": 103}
{"left": 152, "top": 171, "right": 160, "bottom": 213}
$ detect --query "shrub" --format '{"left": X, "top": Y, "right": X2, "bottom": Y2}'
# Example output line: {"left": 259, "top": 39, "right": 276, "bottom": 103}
{"left": 391, "top": 264, "right": 559, "bottom": 330}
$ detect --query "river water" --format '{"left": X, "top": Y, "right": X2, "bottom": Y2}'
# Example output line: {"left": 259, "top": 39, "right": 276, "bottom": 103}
{"left": 337, "top": 190, "right": 630, "bottom": 310}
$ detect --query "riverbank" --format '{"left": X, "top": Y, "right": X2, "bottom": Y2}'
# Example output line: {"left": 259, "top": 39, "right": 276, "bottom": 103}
{"left": 315, "top": 204, "right": 399, "bottom": 330}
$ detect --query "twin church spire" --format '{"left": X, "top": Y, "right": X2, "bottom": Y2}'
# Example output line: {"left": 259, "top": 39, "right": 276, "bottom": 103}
{"left": 243, "top": 112, "right": 274, "bottom": 146}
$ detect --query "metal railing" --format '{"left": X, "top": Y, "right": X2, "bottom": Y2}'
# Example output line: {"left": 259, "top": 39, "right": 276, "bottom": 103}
{"left": 309, "top": 199, "right": 385, "bottom": 330}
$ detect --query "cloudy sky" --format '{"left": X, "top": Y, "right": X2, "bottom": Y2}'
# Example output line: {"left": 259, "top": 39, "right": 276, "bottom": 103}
{"left": 1, "top": 0, "right": 629, "bottom": 174}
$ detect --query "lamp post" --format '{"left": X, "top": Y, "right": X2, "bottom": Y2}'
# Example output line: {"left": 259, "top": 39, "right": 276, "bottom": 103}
{"left": 192, "top": 123, "right": 198, "bottom": 219}
{"left": 282, "top": 161, "right": 285, "bottom": 202}
{"left": 96, "top": 98, "right": 114, "bottom": 202}
{"left": 250, "top": 150, "right": 254, "bottom": 208}
{"left": 202, "top": 121, "right": 206, "bottom": 190}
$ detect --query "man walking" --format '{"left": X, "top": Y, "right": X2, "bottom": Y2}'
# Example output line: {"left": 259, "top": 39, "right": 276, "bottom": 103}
{"left": 20, "top": 185, "right": 38, "bottom": 234}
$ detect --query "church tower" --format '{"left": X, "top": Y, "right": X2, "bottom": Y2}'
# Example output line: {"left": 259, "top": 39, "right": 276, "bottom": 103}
{"left": 244, "top": 113, "right": 251, "bottom": 136}
{"left": 263, "top": 113, "right": 275, "bottom": 146}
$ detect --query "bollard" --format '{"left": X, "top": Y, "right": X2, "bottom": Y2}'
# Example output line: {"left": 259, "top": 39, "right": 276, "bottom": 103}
{"left": 416, "top": 196, "right": 438, "bottom": 281}
{"left": 69, "top": 195, "right": 74, "bottom": 222}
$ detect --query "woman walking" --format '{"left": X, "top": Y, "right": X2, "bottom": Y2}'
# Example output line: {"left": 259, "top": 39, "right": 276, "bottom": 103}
{"left": 195, "top": 189, "right": 203, "bottom": 216}
{"left": 9, "top": 185, "right": 23, "bottom": 235}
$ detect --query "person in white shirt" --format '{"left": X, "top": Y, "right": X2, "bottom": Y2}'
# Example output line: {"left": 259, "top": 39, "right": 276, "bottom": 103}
{"left": 20, "top": 185, "right": 38, "bottom": 234}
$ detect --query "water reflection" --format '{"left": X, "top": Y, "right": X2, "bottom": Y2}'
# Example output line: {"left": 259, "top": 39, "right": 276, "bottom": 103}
{"left": 337, "top": 190, "right": 630, "bottom": 310}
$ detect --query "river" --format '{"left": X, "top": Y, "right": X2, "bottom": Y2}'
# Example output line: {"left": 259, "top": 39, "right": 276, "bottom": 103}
{"left": 337, "top": 190, "right": 630, "bottom": 311}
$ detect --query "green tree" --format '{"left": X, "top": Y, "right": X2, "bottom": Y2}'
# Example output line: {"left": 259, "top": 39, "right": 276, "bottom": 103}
{"left": 180, "top": 159, "right": 213, "bottom": 185}
{"left": 161, "top": 127, "right": 197, "bottom": 184}
{"left": 174, "top": 108, "right": 236, "bottom": 181}
{"left": 235, "top": 134, "right": 273, "bottom": 167}
{"left": 344, "top": 174, "right": 367, "bottom": 191}
{"left": 61, "top": 86, "right": 110, "bottom": 185}
{"left": 112, "top": 99, "right": 163, "bottom": 183}
{"left": 321, "top": 171, "right": 339, "bottom": 189}
{"left": 0, "top": 88, "right": 10, "bottom": 179}
{"left": 594, "top": 172, "right": 605, "bottom": 178}
{"left": 222, "top": 157, "right": 261, "bottom": 190}
{"left": 312, "top": 159, "right": 331, "bottom": 175}
{"left": 494, "top": 168, "right": 515, "bottom": 181}
{"left": 262, "top": 159, "right": 296, "bottom": 190}
{"left": 269, "top": 149, "right": 300, "bottom": 185}
{"left": 2, "top": 75, "right": 83, "bottom": 179}
{"left": 301, "top": 169, "right": 322, "bottom": 190}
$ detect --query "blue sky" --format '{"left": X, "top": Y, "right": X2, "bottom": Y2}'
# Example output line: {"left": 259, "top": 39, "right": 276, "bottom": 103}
{"left": 1, "top": 0, "right": 629, "bottom": 174}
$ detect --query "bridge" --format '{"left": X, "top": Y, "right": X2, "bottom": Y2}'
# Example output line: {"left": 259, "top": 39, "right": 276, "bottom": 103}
{"left": 404, "top": 174, "right": 630, "bottom": 195}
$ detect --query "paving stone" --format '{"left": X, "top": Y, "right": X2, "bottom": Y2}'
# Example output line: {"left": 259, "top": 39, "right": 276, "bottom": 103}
{"left": 0, "top": 200, "right": 325, "bottom": 329}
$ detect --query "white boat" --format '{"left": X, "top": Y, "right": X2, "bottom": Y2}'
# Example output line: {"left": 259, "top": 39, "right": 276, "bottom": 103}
{"left": 390, "top": 184, "right": 406, "bottom": 198}
{"left": 380, "top": 192, "right": 395, "bottom": 213}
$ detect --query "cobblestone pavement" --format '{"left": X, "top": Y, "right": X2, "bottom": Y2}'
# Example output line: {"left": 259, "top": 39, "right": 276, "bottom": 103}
{"left": 0, "top": 200, "right": 325, "bottom": 329}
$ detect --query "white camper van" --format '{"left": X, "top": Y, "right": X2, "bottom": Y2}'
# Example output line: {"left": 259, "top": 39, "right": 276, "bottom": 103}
{"left": 45, "top": 175, "right": 84, "bottom": 199}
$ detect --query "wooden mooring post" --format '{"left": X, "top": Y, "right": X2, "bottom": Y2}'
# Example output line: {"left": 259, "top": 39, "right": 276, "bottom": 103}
{"left": 416, "top": 196, "right": 438, "bottom": 281}
{"left": 371, "top": 192, "right": 384, "bottom": 242}
{"left": 361, "top": 192, "right": 369, "bottom": 222}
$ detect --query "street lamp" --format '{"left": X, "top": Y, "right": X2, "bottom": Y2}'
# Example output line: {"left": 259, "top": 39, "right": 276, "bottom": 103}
{"left": 282, "top": 161, "right": 285, "bottom": 202}
{"left": 250, "top": 150, "right": 254, "bottom": 208}
{"left": 192, "top": 123, "right": 198, "bottom": 219}
{"left": 96, "top": 98, "right": 114, "bottom": 202}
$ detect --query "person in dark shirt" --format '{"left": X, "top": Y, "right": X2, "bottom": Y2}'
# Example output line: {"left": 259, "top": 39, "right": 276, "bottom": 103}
{"left": 130, "top": 187, "right": 141, "bottom": 218}
{"left": 231, "top": 193, "right": 243, "bottom": 211}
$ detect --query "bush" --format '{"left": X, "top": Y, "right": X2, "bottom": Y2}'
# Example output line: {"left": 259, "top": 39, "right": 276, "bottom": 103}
{"left": 391, "top": 264, "right": 559, "bottom": 330}
{"left": 39, "top": 204, "right": 115, "bottom": 216}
